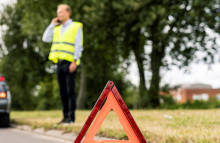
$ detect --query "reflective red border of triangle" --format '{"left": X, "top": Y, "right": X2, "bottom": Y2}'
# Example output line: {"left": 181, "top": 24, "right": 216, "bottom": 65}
{"left": 74, "top": 81, "right": 147, "bottom": 143}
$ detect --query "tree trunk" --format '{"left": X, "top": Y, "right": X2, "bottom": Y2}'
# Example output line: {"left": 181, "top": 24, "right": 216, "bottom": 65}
{"left": 131, "top": 46, "right": 147, "bottom": 107}
{"left": 77, "top": 65, "right": 87, "bottom": 109}
{"left": 125, "top": 25, "right": 147, "bottom": 108}
{"left": 148, "top": 43, "right": 165, "bottom": 108}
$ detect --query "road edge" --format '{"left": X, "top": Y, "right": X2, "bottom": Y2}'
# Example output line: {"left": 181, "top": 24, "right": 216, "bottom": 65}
{"left": 12, "top": 124, "right": 112, "bottom": 141}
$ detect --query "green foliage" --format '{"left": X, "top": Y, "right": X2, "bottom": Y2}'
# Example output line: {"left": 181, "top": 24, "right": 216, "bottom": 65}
{"left": 0, "top": 0, "right": 219, "bottom": 110}
{"left": 181, "top": 98, "right": 220, "bottom": 109}
{"left": 0, "top": 0, "right": 66, "bottom": 110}
{"left": 63, "top": 0, "right": 129, "bottom": 108}
{"left": 0, "top": 4, "right": 47, "bottom": 110}
{"left": 160, "top": 97, "right": 220, "bottom": 109}
{"left": 159, "top": 95, "right": 181, "bottom": 109}
{"left": 108, "top": 0, "right": 220, "bottom": 108}
{"left": 123, "top": 84, "right": 139, "bottom": 109}
{"left": 36, "top": 75, "right": 61, "bottom": 110}
{"left": 0, "top": 0, "right": 128, "bottom": 110}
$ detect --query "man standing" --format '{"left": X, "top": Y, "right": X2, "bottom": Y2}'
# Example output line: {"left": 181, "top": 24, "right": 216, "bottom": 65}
{"left": 42, "top": 4, "right": 83, "bottom": 124}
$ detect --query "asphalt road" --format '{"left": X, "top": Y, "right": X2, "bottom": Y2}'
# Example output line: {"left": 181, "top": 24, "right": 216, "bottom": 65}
{"left": 0, "top": 128, "right": 73, "bottom": 143}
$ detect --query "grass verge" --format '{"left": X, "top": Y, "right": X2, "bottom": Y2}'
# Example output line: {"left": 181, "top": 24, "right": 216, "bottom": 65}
{"left": 11, "top": 109, "right": 220, "bottom": 143}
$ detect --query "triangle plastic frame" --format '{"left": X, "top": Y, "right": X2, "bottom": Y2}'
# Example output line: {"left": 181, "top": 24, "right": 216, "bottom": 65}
{"left": 74, "top": 81, "right": 147, "bottom": 143}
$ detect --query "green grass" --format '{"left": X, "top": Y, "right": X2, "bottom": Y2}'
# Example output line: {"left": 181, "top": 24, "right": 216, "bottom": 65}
{"left": 11, "top": 109, "right": 220, "bottom": 143}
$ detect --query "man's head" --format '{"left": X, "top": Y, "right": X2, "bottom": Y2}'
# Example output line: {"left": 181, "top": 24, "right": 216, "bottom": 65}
{"left": 57, "top": 4, "right": 72, "bottom": 23}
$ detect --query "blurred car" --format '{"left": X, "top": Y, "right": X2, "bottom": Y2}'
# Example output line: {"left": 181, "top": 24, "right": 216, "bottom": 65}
{"left": 0, "top": 75, "right": 11, "bottom": 127}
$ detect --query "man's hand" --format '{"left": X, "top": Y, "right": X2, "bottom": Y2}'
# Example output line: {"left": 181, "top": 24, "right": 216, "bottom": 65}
{"left": 69, "top": 61, "right": 77, "bottom": 73}
{"left": 52, "top": 17, "right": 60, "bottom": 26}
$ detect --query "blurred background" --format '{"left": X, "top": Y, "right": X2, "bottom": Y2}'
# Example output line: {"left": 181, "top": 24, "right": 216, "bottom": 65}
{"left": 0, "top": 0, "right": 219, "bottom": 110}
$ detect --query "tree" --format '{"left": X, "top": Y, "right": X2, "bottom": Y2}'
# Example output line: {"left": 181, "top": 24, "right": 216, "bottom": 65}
{"left": 0, "top": 3, "right": 46, "bottom": 109}
{"left": 146, "top": 0, "right": 219, "bottom": 107}
{"left": 2, "top": 0, "right": 218, "bottom": 109}
{"left": 67, "top": 0, "right": 128, "bottom": 108}
{"left": 106, "top": 0, "right": 219, "bottom": 107}
{"left": 0, "top": 0, "right": 129, "bottom": 109}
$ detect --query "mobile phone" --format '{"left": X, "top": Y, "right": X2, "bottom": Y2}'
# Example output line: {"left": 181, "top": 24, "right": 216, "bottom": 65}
{"left": 56, "top": 18, "right": 61, "bottom": 25}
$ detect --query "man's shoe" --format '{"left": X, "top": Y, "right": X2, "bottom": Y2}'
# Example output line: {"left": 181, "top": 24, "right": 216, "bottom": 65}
{"left": 56, "top": 117, "right": 70, "bottom": 125}
{"left": 63, "top": 120, "right": 74, "bottom": 126}
{"left": 69, "top": 120, "right": 75, "bottom": 124}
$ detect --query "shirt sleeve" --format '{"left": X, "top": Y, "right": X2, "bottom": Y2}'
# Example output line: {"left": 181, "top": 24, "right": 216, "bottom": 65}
{"left": 74, "top": 27, "right": 83, "bottom": 60}
{"left": 42, "top": 23, "right": 55, "bottom": 43}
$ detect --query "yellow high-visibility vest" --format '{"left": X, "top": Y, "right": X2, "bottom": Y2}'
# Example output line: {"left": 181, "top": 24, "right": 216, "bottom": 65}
{"left": 48, "top": 22, "right": 83, "bottom": 65}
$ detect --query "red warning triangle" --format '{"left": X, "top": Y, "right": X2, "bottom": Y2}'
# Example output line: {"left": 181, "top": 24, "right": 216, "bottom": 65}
{"left": 74, "top": 81, "right": 147, "bottom": 143}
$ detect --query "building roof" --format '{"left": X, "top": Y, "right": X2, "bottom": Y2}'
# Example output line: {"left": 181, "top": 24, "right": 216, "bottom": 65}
{"left": 180, "top": 83, "right": 212, "bottom": 89}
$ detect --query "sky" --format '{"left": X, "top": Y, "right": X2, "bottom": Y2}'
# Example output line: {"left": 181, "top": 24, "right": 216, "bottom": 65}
{"left": 161, "top": 29, "right": 220, "bottom": 88}
{"left": 1, "top": 0, "right": 220, "bottom": 88}
{"left": 0, "top": 0, "right": 12, "bottom": 57}
{"left": 126, "top": 34, "right": 220, "bottom": 88}
{"left": 0, "top": 0, "right": 16, "bottom": 9}
{"left": 126, "top": 54, "right": 220, "bottom": 89}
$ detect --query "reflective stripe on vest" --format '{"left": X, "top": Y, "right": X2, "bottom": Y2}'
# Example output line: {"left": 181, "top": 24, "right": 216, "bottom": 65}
{"left": 50, "top": 50, "right": 74, "bottom": 55}
{"left": 48, "top": 22, "right": 83, "bottom": 65}
{"left": 52, "top": 42, "right": 75, "bottom": 46}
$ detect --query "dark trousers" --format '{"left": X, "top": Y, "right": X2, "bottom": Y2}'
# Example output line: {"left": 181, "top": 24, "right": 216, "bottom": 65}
{"left": 57, "top": 60, "right": 77, "bottom": 121}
